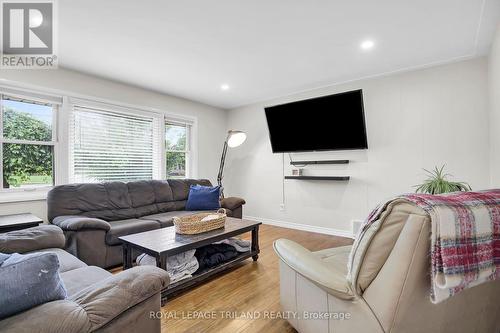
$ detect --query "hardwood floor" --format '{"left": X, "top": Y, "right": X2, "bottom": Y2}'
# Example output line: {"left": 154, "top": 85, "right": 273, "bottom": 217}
{"left": 160, "top": 224, "right": 353, "bottom": 333}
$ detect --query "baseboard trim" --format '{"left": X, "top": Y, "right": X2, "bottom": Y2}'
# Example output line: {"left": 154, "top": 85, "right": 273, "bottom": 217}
{"left": 243, "top": 215, "right": 354, "bottom": 239}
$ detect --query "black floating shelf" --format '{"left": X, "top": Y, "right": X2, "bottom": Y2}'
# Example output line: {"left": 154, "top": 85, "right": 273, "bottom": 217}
{"left": 290, "top": 160, "right": 349, "bottom": 166}
{"left": 285, "top": 176, "right": 350, "bottom": 181}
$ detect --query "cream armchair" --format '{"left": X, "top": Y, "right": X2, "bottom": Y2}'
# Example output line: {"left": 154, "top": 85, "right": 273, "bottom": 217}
{"left": 274, "top": 200, "right": 500, "bottom": 333}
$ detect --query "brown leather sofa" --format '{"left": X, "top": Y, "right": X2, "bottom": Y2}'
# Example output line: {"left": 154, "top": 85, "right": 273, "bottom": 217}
{"left": 0, "top": 225, "right": 169, "bottom": 333}
{"left": 274, "top": 200, "right": 500, "bottom": 333}
{"left": 48, "top": 179, "right": 245, "bottom": 268}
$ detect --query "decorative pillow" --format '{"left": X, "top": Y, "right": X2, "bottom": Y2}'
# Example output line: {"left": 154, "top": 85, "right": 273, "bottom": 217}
{"left": 186, "top": 185, "right": 221, "bottom": 211}
{"left": 0, "top": 252, "right": 67, "bottom": 319}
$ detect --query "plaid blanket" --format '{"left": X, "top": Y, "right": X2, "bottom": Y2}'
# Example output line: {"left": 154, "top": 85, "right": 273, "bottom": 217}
{"left": 353, "top": 190, "right": 500, "bottom": 303}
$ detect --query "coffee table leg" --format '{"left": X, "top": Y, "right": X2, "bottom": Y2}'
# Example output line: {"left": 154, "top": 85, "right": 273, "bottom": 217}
{"left": 156, "top": 253, "right": 168, "bottom": 270}
{"left": 156, "top": 254, "right": 168, "bottom": 306}
{"left": 123, "top": 244, "right": 132, "bottom": 270}
{"left": 251, "top": 225, "right": 260, "bottom": 261}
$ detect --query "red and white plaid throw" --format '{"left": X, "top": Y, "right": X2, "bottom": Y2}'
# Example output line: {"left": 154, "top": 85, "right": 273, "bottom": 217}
{"left": 358, "top": 190, "right": 500, "bottom": 303}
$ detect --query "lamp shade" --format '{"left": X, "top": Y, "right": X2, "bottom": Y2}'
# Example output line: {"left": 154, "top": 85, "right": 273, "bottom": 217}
{"left": 227, "top": 130, "right": 247, "bottom": 148}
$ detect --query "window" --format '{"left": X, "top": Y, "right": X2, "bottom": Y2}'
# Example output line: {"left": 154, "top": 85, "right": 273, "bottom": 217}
{"left": 69, "top": 101, "right": 161, "bottom": 183}
{"left": 0, "top": 85, "right": 198, "bottom": 202}
{"left": 165, "top": 121, "right": 191, "bottom": 178}
{"left": 0, "top": 95, "right": 57, "bottom": 190}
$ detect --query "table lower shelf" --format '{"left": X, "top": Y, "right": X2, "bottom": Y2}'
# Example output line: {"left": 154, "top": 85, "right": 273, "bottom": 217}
{"left": 161, "top": 250, "right": 258, "bottom": 301}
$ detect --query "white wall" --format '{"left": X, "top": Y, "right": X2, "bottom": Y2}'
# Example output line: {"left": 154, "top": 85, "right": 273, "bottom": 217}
{"left": 490, "top": 25, "right": 500, "bottom": 186}
{"left": 0, "top": 68, "right": 227, "bottom": 222}
{"left": 224, "top": 58, "right": 490, "bottom": 235}
{"left": 0, "top": 58, "right": 492, "bottom": 231}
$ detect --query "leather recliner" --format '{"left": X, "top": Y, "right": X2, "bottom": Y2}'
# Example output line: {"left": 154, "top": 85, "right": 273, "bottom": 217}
{"left": 274, "top": 199, "right": 500, "bottom": 333}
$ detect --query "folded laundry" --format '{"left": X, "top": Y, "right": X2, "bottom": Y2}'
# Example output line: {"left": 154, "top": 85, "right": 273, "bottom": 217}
{"left": 172, "top": 274, "right": 192, "bottom": 284}
{"left": 214, "top": 237, "right": 251, "bottom": 252}
{"left": 168, "top": 258, "right": 198, "bottom": 283}
{"left": 137, "top": 249, "right": 199, "bottom": 283}
{"left": 195, "top": 243, "right": 238, "bottom": 271}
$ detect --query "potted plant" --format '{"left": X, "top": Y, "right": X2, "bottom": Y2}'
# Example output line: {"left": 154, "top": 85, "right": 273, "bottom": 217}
{"left": 415, "top": 165, "right": 471, "bottom": 194}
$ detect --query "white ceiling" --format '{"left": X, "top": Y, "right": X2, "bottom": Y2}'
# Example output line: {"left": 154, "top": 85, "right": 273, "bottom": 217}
{"left": 59, "top": 0, "right": 500, "bottom": 109}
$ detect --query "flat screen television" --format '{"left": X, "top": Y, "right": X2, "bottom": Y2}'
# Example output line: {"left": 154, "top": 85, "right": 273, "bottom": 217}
{"left": 264, "top": 89, "right": 368, "bottom": 153}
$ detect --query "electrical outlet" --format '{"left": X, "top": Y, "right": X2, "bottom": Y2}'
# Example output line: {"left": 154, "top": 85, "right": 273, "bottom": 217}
{"left": 279, "top": 203, "right": 285, "bottom": 211}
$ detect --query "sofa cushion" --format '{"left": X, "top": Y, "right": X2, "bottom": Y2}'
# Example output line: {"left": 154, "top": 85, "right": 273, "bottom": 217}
{"left": 105, "top": 219, "right": 161, "bottom": 245}
{"left": 80, "top": 208, "right": 138, "bottom": 222}
{"left": 140, "top": 210, "right": 214, "bottom": 228}
{"left": 154, "top": 180, "right": 176, "bottom": 213}
{"left": 60, "top": 266, "right": 111, "bottom": 296}
{"left": 314, "top": 245, "right": 351, "bottom": 278}
{"left": 32, "top": 248, "right": 87, "bottom": 273}
{"left": 0, "top": 252, "right": 67, "bottom": 319}
{"left": 347, "top": 200, "right": 428, "bottom": 294}
{"left": 152, "top": 180, "right": 174, "bottom": 202}
{"left": 156, "top": 201, "right": 177, "bottom": 213}
{"left": 167, "top": 179, "right": 212, "bottom": 201}
{"left": 134, "top": 204, "right": 159, "bottom": 218}
{"left": 127, "top": 181, "right": 156, "bottom": 208}
{"left": 47, "top": 182, "right": 134, "bottom": 222}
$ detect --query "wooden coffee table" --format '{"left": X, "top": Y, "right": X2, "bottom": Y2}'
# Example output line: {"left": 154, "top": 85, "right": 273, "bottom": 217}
{"left": 119, "top": 217, "right": 261, "bottom": 303}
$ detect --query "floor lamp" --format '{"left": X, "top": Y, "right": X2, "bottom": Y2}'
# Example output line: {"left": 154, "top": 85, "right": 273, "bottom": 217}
{"left": 217, "top": 130, "right": 247, "bottom": 198}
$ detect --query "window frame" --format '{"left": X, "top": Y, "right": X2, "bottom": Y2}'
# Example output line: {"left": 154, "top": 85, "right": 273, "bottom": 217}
{"left": 0, "top": 91, "right": 60, "bottom": 193}
{"left": 165, "top": 119, "right": 193, "bottom": 179}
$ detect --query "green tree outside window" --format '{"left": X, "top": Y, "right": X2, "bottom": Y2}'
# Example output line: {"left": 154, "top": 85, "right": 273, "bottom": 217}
{"left": 2, "top": 107, "right": 53, "bottom": 188}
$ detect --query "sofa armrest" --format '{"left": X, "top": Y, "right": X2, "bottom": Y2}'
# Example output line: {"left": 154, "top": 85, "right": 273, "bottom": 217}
{"left": 69, "top": 266, "right": 169, "bottom": 331}
{"left": 220, "top": 197, "right": 246, "bottom": 211}
{"left": 0, "top": 225, "right": 65, "bottom": 254}
{"left": 0, "top": 300, "right": 91, "bottom": 333}
{"left": 273, "top": 239, "right": 354, "bottom": 300}
{"left": 0, "top": 266, "right": 169, "bottom": 332}
{"left": 52, "top": 215, "right": 111, "bottom": 231}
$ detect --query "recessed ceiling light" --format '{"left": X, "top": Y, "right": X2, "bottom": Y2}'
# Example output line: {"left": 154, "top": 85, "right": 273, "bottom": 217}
{"left": 360, "top": 40, "right": 375, "bottom": 51}
{"left": 220, "top": 84, "right": 230, "bottom": 91}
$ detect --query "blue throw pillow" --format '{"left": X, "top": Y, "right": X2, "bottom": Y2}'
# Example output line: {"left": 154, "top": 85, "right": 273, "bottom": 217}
{"left": 0, "top": 252, "right": 67, "bottom": 319}
{"left": 186, "top": 185, "right": 221, "bottom": 211}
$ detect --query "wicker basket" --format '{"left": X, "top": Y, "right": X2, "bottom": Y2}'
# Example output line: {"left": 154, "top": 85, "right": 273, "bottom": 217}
{"left": 173, "top": 208, "right": 227, "bottom": 235}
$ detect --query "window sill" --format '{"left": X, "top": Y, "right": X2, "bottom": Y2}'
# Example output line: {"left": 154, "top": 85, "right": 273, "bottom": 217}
{"left": 0, "top": 188, "right": 49, "bottom": 203}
